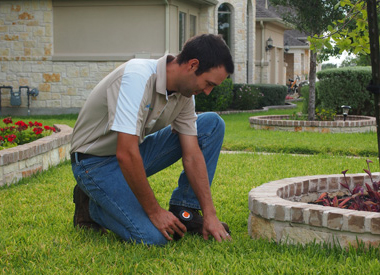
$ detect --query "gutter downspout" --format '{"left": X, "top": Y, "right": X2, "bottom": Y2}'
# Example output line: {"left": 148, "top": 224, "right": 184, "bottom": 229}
{"left": 164, "top": 0, "right": 170, "bottom": 54}
{"left": 260, "top": 21, "right": 265, "bottom": 83}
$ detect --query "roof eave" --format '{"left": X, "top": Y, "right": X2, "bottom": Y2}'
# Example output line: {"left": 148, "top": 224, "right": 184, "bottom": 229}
{"left": 256, "top": 18, "right": 293, "bottom": 30}
{"left": 288, "top": 45, "right": 310, "bottom": 49}
{"left": 187, "top": 0, "right": 218, "bottom": 6}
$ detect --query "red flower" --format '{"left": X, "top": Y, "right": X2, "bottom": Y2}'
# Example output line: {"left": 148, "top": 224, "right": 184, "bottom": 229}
{"left": 5, "top": 134, "right": 16, "bottom": 143}
{"left": 3, "top": 117, "right": 12, "bottom": 125}
{"left": 33, "top": 127, "right": 43, "bottom": 135}
{"left": 28, "top": 121, "right": 34, "bottom": 127}
{"left": 15, "top": 121, "right": 28, "bottom": 131}
{"left": 44, "top": 126, "right": 56, "bottom": 132}
{"left": 34, "top": 121, "right": 42, "bottom": 127}
{"left": 15, "top": 121, "right": 27, "bottom": 126}
{"left": 0, "top": 136, "right": 3, "bottom": 141}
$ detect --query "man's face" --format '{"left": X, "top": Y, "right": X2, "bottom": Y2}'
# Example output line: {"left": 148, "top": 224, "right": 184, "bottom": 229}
{"left": 178, "top": 64, "right": 228, "bottom": 98}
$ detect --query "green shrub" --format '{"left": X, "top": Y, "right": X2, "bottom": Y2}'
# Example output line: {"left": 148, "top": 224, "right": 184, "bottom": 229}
{"left": 256, "top": 84, "right": 287, "bottom": 107}
{"left": 195, "top": 78, "right": 233, "bottom": 112}
{"left": 231, "top": 84, "right": 263, "bottom": 110}
{"left": 316, "top": 67, "right": 373, "bottom": 116}
{"left": 230, "top": 84, "right": 287, "bottom": 110}
{"left": 301, "top": 82, "right": 321, "bottom": 114}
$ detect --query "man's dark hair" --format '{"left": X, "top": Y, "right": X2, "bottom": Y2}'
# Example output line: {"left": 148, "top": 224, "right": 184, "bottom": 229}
{"left": 177, "top": 34, "right": 234, "bottom": 76}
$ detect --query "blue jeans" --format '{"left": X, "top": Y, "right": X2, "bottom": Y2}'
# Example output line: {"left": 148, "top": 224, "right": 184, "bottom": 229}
{"left": 71, "top": 112, "right": 225, "bottom": 245}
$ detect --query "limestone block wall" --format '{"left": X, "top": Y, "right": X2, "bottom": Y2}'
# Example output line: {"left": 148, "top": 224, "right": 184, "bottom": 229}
{"left": 0, "top": 0, "right": 127, "bottom": 115}
{"left": 290, "top": 49, "right": 309, "bottom": 81}
{"left": 0, "top": 124, "right": 72, "bottom": 187}
{"left": 212, "top": 0, "right": 256, "bottom": 84}
{"left": 0, "top": 0, "right": 257, "bottom": 115}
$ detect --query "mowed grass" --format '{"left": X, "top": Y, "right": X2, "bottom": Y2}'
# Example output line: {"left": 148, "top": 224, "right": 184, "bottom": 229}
{"left": 1, "top": 113, "right": 78, "bottom": 129}
{"left": 221, "top": 103, "right": 378, "bottom": 157}
{"left": 1, "top": 154, "right": 380, "bottom": 274}
{"left": 1, "top": 102, "right": 380, "bottom": 273}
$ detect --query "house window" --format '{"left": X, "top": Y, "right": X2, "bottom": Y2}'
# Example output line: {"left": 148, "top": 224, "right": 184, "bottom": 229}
{"left": 190, "top": 15, "right": 197, "bottom": 38}
{"left": 179, "top": 12, "right": 187, "bottom": 50}
{"left": 218, "top": 4, "right": 231, "bottom": 48}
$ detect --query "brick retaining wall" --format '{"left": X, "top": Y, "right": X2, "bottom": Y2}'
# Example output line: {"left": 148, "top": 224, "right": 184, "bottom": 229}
{"left": 0, "top": 124, "right": 72, "bottom": 186}
{"left": 249, "top": 115, "right": 376, "bottom": 133}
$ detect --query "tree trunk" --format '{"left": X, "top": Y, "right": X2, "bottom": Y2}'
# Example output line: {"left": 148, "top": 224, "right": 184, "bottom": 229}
{"left": 366, "top": 0, "right": 380, "bottom": 167}
{"left": 308, "top": 50, "right": 317, "bottom": 121}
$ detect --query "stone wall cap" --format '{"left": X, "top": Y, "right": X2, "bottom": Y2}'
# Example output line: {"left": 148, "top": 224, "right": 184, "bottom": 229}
{"left": 249, "top": 172, "right": 380, "bottom": 235}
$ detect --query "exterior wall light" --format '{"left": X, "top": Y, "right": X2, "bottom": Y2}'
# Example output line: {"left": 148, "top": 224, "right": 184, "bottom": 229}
{"left": 341, "top": 105, "right": 351, "bottom": 121}
{"left": 266, "top": 37, "right": 273, "bottom": 51}
{"left": 284, "top": 42, "right": 289, "bottom": 53}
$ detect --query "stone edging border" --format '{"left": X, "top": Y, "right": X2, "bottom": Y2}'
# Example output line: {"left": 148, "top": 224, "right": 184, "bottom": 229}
{"left": 248, "top": 173, "right": 380, "bottom": 247}
{"left": 0, "top": 124, "right": 72, "bottom": 187}
{"left": 249, "top": 115, "right": 376, "bottom": 133}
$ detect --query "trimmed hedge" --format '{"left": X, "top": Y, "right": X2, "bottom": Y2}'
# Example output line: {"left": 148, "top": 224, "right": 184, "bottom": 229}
{"left": 195, "top": 80, "right": 288, "bottom": 111}
{"left": 231, "top": 84, "right": 263, "bottom": 110}
{"left": 254, "top": 84, "right": 287, "bottom": 107}
{"left": 195, "top": 78, "right": 233, "bottom": 112}
{"left": 316, "top": 66, "right": 374, "bottom": 116}
{"left": 231, "top": 83, "right": 287, "bottom": 110}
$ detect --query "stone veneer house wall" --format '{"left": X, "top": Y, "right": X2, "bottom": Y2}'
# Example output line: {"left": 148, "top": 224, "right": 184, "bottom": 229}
{"left": 0, "top": 0, "right": 307, "bottom": 116}
{"left": 255, "top": 0, "right": 310, "bottom": 85}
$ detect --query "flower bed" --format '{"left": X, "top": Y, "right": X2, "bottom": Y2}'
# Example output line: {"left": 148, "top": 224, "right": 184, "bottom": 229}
{"left": 1, "top": 117, "right": 57, "bottom": 150}
{"left": 249, "top": 115, "right": 376, "bottom": 133}
{"left": 0, "top": 124, "right": 72, "bottom": 187}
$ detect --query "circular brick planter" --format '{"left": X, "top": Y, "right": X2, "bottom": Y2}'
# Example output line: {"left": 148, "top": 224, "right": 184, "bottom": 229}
{"left": 248, "top": 173, "right": 380, "bottom": 248}
{"left": 249, "top": 115, "right": 376, "bottom": 133}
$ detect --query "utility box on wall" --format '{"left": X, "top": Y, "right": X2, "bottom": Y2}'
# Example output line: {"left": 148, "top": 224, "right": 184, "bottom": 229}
{"left": 10, "top": 89, "right": 21, "bottom": 106}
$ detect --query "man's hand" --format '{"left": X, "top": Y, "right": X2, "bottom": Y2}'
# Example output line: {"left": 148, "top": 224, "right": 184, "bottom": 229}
{"left": 202, "top": 215, "right": 232, "bottom": 242}
{"left": 178, "top": 134, "right": 230, "bottom": 242}
{"left": 148, "top": 207, "right": 187, "bottom": 241}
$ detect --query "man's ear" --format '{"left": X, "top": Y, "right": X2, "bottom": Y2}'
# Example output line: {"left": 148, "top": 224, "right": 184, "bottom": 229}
{"left": 187, "top": 59, "right": 199, "bottom": 72}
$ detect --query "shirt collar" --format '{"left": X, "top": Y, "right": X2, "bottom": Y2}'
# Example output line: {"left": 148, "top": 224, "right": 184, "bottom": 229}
{"left": 156, "top": 54, "right": 171, "bottom": 96}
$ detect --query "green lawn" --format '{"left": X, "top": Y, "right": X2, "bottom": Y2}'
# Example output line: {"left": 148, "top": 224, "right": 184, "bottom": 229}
{"left": 1, "top": 104, "right": 380, "bottom": 274}
{"left": 221, "top": 103, "right": 378, "bottom": 157}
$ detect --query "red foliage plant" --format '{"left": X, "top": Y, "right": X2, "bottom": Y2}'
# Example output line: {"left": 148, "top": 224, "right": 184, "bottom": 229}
{"left": 314, "top": 160, "right": 380, "bottom": 212}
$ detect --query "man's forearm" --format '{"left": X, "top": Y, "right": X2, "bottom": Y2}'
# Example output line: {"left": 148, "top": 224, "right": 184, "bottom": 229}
{"left": 116, "top": 134, "right": 161, "bottom": 216}
{"left": 181, "top": 151, "right": 216, "bottom": 217}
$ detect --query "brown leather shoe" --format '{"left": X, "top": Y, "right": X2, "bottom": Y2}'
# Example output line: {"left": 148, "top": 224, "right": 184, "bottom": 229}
{"left": 73, "top": 184, "right": 107, "bottom": 234}
{"left": 169, "top": 205, "right": 230, "bottom": 240}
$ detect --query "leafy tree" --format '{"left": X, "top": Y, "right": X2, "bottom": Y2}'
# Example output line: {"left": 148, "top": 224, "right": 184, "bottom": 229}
{"left": 270, "top": 0, "right": 345, "bottom": 120}
{"left": 309, "top": 0, "right": 380, "bottom": 56}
